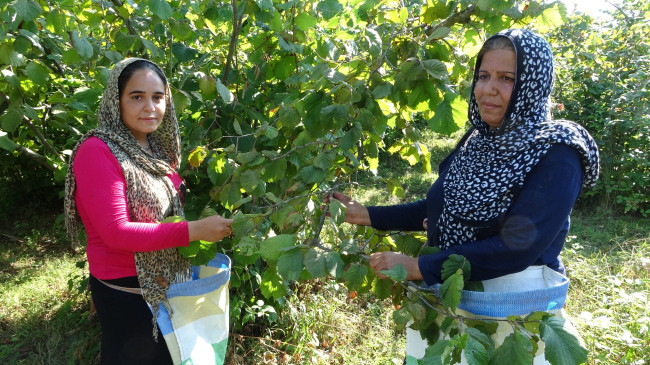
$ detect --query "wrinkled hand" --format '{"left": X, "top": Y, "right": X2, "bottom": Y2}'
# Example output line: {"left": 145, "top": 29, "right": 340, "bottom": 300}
{"left": 324, "top": 191, "right": 371, "bottom": 226}
{"left": 369, "top": 252, "right": 423, "bottom": 281}
{"left": 188, "top": 215, "right": 233, "bottom": 242}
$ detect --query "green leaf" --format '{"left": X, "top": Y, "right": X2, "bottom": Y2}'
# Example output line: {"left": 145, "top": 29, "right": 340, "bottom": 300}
{"left": 395, "top": 234, "right": 424, "bottom": 257}
{"left": 464, "top": 333, "right": 490, "bottom": 365}
{"left": 149, "top": 0, "right": 173, "bottom": 20}
{"left": 317, "top": 0, "right": 343, "bottom": 20}
{"left": 422, "top": 59, "right": 449, "bottom": 80}
{"left": 421, "top": 339, "right": 450, "bottom": 365}
{"left": 0, "top": 108, "right": 23, "bottom": 133}
{"left": 313, "top": 151, "right": 334, "bottom": 170}
{"left": 0, "top": 43, "right": 26, "bottom": 67}
{"left": 540, "top": 316, "right": 588, "bottom": 365}
{"left": 13, "top": 0, "right": 42, "bottom": 21}
{"left": 260, "top": 267, "right": 287, "bottom": 300}
{"left": 72, "top": 32, "right": 93, "bottom": 59}
{"left": 231, "top": 212, "right": 256, "bottom": 238}
{"left": 273, "top": 55, "right": 296, "bottom": 80}
{"left": 392, "top": 306, "right": 412, "bottom": 325}
{"left": 239, "top": 169, "right": 260, "bottom": 194}
{"left": 141, "top": 38, "right": 162, "bottom": 58}
{"left": 262, "top": 157, "right": 286, "bottom": 182}
{"left": 325, "top": 251, "right": 344, "bottom": 278}
{"left": 0, "top": 131, "right": 17, "bottom": 152}
{"left": 295, "top": 12, "right": 317, "bottom": 30}
{"left": 488, "top": 331, "right": 533, "bottom": 365}
{"left": 427, "top": 26, "right": 451, "bottom": 41}
{"left": 441, "top": 254, "right": 471, "bottom": 281}
{"left": 277, "top": 106, "right": 300, "bottom": 129}
{"left": 216, "top": 79, "right": 235, "bottom": 104}
{"left": 380, "top": 263, "right": 407, "bottom": 282}
{"left": 534, "top": 2, "right": 566, "bottom": 33}
{"left": 401, "top": 57, "right": 424, "bottom": 81}
{"left": 321, "top": 104, "right": 349, "bottom": 130}
{"left": 342, "top": 263, "right": 368, "bottom": 290}
{"left": 113, "top": 32, "right": 137, "bottom": 52}
{"left": 45, "top": 9, "right": 65, "bottom": 34}
{"left": 277, "top": 248, "right": 304, "bottom": 281}
{"left": 277, "top": 37, "right": 303, "bottom": 54}
{"left": 365, "top": 26, "right": 382, "bottom": 57}
{"left": 371, "top": 277, "right": 393, "bottom": 300}
{"left": 171, "top": 42, "right": 198, "bottom": 62}
{"left": 304, "top": 248, "right": 328, "bottom": 278}
{"left": 428, "top": 92, "right": 467, "bottom": 135}
{"left": 465, "top": 327, "right": 495, "bottom": 351}
{"left": 439, "top": 269, "right": 464, "bottom": 310}
{"left": 172, "top": 88, "right": 191, "bottom": 112}
{"left": 260, "top": 234, "right": 295, "bottom": 261}
{"left": 219, "top": 182, "right": 242, "bottom": 210}
{"left": 407, "top": 302, "right": 427, "bottom": 322}
{"left": 178, "top": 240, "right": 219, "bottom": 265}
{"left": 297, "top": 166, "right": 328, "bottom": 184}
{"left": 256, "top": 0, "right": 274, "bottom": 12}
{"left": 235, "top": 150, "right": 259, "bottom": 164}
{"left": 372, "top": 82, "right": 393, "bottom": 99}
{"left": 339, "top": 122, "right": 362, "bottom": 150}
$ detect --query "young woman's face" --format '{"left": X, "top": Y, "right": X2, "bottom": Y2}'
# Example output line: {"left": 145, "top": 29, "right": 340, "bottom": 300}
{"left": 119, "top": 68, "right": 166, "bottom": 143}
{"left": 474, "top": 49, "right": 516, "bottom": 130}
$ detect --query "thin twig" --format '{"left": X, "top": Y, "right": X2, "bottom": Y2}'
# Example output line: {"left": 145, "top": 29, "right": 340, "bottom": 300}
{"left": 23, "top": 116, "right": 64, "bottom": 162}
{"left": 222, "top": 0, "right": 243, "bottom": 84}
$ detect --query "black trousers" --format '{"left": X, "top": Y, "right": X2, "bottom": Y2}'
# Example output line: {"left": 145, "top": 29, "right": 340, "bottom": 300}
{"left": 89, "top": 275, "right": 173, "bottom": 365}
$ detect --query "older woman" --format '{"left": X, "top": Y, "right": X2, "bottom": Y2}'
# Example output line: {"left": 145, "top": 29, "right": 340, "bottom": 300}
{"left": 328, "top": 29, "right": 599, "bottom": 360}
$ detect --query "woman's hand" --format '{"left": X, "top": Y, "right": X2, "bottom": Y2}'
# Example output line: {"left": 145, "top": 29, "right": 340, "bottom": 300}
{"left": 369, "top": 252, "right": 423, "bottom": 281}
{"left": 188, "top": 215, "right": 233, "bottom": 242}
{"left": 325, "top": 192, "right": 371, "bottom": 226}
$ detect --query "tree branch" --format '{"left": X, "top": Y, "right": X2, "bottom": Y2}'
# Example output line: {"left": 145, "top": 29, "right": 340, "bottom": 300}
{"left": 222, "top": 0, "right": 244, "bottom": 85}
{"left": 23, "top": 116, "right": 64, "bottom": 162}
{"left": 15, "top": 145, "right": 55, "bottom": 172}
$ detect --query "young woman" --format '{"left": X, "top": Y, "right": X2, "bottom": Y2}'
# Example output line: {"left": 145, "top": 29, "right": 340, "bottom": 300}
{"left": 64, "top": 58, "right": 232, "bottom": 364}
{"left": 327, "top": 29, "right": 600, "bottom": 360}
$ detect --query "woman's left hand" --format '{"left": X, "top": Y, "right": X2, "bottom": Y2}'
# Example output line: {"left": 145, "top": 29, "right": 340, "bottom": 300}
{"left": 369, "top": 252, "right": 423, "bottom": 281}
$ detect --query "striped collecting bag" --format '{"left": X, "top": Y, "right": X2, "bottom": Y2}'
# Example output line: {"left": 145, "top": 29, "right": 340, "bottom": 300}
{"left": 157, "top": 254, "right": 231, "bottom": 365}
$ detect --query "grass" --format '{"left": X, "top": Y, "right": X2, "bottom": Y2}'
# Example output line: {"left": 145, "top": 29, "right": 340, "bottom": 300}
{"left": 562, "top": 213, "right": 650, "bottom": 364}
{"left": 1, "top": 129, "right": 648, "bottom": 364}
{"left": 0, "top": 213, "right": 101, "bottom": 364}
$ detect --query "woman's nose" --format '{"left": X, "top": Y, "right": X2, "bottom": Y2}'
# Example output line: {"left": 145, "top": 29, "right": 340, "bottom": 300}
{"left": 143, "top": 98, "right": 155, "bottom": 111}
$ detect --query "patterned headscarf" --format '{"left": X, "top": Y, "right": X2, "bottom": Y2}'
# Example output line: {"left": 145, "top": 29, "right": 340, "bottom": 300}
{"left": 64, "top": 58, "right": 191, "bottom": 337}
{"left": 434, "top": 29, "right": 600, "bottom": 249}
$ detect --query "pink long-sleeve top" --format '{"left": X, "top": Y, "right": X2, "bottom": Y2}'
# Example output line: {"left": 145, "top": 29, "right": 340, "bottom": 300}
{"left": 74, "top": 137, "right": 189, "bottom": 280}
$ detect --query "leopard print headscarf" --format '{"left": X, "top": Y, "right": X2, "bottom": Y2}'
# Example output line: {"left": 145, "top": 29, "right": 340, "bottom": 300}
{"left": 64, "top": 58, "right": 192, "bottom": 337}
{"left": 434, "top": 29, "right": 600, "bottom": 249}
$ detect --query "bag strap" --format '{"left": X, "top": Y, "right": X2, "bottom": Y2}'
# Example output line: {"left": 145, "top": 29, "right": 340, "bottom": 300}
{"left": 97, "top": 278, "right": 143, "bottom": 295}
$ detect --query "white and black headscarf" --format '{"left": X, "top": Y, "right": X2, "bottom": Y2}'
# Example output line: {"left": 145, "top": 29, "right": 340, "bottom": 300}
{"left": 435, "top": 29, "right": 600, "bottom": 249}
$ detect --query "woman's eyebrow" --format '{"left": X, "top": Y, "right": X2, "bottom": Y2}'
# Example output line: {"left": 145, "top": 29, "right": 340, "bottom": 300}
{"left": 127, "top": 90, "right": 165, "bottom": 95}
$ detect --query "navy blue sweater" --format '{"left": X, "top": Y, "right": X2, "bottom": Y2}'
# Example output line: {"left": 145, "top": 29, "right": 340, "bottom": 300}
{"left": 367, "top": 143, "right": 584, "bottom": 285}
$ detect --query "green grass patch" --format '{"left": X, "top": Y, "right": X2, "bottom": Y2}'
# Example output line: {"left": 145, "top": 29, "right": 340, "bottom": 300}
{"left": 562, "top": 213, "right": 650, "bottom": 364}
{"left": 0, "top": 213, "right": 100, "bottom": 364}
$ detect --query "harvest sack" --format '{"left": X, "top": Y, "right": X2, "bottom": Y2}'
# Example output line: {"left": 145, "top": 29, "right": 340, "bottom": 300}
{"left": 406, "top": 265, "right": 579, "bottom": 364}
{"left": 156, "top": 254, "right": 231, "bottom": 365}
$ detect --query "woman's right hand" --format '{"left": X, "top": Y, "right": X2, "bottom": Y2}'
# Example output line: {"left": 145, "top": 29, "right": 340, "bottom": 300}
{"left": 325, "top": 192, "right": 371, "bottom": 226}
{"left": 188, "top": 215, "right": 233, "bottom": 242}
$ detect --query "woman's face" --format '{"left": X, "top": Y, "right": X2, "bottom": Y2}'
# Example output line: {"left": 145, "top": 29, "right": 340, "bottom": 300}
{"left": 119, "top": 68, "right": 166, "bottom": 143}
{"left": 474, "top": 49, "right": 516, "bottom": 130}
